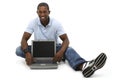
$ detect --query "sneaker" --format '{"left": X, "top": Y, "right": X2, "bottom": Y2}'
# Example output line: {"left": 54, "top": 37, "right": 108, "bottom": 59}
{"left": 82, "top": 53, "right": 107, "bottom": 78}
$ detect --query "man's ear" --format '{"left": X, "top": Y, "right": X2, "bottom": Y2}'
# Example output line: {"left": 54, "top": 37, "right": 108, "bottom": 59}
{"left": 36, "top": 10, "right": 38, "bottom": 14}
{"left": 49, "top": 11, "right": 50, "bottom": 14}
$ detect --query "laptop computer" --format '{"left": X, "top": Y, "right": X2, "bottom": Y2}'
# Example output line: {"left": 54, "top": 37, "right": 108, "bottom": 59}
{"left": 29, "top": 40, "right": 58, "bottom": 69}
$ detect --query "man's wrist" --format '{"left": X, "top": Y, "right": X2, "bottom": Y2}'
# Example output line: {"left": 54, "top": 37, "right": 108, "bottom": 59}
{"left": 23, "top": 48, "right": 29, "bottom": 54}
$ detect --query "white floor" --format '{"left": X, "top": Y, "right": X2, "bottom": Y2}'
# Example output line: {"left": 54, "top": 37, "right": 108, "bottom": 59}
{"left": 0, "top": 46, "right": 119, "bottom": 80}
{"left": 0, "top": 0, "right": 120, "bottom": 80}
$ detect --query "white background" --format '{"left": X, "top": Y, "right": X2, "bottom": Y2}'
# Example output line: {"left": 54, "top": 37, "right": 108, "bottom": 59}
{"left": 0, "top": 0, "right": 120, "bottom": 80}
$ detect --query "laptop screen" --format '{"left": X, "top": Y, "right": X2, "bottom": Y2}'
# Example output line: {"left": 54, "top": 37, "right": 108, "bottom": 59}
{"left": 32, "top": 41, "right": 55, "bottom": 58}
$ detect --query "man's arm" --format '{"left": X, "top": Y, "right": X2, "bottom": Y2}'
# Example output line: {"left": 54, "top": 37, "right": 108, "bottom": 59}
{"left": 21, "top": 32, "right": 32, "bottom": 65}
{"left": 21, "top": 32, "right": 31, "bottom": 50}
{"left": 59, "top": 34, "right": 69, "bottom": 54}
{"left": 53, "top": 34, "right": 69, "bottom": 62}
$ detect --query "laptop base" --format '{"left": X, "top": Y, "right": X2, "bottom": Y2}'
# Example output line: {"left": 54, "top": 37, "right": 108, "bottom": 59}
{"left": 29, "top": 63, "right": 58, "bottom": 69}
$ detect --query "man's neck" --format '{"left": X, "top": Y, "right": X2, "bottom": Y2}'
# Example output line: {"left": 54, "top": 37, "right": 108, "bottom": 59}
{"left": 41, "top": 17, "right": 50, "bottom": 27}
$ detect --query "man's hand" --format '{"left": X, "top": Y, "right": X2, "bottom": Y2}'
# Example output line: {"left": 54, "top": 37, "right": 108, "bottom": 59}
{"left": 25, "top": 52, "right": 33, "bottom": 65}
{"left": 53, "top": 51, "right": 64, "bottom": 62}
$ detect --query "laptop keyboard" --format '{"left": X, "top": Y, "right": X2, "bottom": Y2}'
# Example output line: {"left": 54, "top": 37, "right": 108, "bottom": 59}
{"left": 33, "top": 60, "right": 56, "bottom": 64}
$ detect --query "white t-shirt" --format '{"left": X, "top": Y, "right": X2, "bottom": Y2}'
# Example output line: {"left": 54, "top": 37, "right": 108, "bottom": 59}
{"left": 25, "top": 17, "right": 65, "bottom": 44}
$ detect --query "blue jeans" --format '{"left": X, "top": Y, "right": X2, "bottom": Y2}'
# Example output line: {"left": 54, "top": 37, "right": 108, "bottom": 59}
{"left": 15, "top": 44, "right": 86, "bottom": 70}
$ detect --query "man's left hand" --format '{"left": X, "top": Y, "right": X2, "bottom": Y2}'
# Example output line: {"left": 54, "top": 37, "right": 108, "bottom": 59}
{"left": 53, "top": 51, "right": 63, "bottom": 62}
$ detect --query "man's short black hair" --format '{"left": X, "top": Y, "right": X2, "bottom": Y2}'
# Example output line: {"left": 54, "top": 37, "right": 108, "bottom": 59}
{"left": 37, "top": 2, "right": 49, "bottom": 10}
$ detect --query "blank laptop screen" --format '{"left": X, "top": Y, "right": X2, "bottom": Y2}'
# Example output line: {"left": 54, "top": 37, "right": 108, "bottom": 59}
{"left": 32, "top": 41, "right": 55, "bottom": 57}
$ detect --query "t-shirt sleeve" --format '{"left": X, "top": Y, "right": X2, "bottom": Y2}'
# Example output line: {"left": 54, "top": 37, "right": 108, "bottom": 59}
{"left": 56, "top": 23, "right": 66, "bottom": 36}
{"left": 25, "top": 21, "right": 34, "bottom": 34}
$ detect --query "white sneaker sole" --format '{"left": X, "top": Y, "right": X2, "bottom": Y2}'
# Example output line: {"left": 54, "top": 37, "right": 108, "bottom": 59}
{"left": 82, "top": 53, "right": 107, "bottom": 78}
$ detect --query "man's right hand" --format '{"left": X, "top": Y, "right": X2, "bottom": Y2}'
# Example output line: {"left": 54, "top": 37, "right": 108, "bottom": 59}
{"left": 25, "top": 52, "right": 33, "bottom": 65}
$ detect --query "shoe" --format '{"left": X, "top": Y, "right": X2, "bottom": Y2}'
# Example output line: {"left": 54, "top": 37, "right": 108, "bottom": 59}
{"left": 82, "top": 53, "right": 107, "bottom": 78}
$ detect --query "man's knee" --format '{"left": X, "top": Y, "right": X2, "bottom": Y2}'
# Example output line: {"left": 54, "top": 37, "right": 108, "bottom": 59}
{"left": 65, "top": 47, "right": 77, "bottom": 58}
{"left": 66, "top": 47, "right": 75, "bottom": 53}
{"left": 15, "top": 46, "right": 24, "bottom": 57}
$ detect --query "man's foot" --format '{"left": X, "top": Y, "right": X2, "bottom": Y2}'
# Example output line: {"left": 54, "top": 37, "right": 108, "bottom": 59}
{"left": 82, "top": 53, "right": 107, "bottom": 78}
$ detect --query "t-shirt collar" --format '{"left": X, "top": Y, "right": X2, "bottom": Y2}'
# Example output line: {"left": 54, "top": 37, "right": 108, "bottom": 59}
{"left": 37, "top": 17, "right": 52, "bottom": 27}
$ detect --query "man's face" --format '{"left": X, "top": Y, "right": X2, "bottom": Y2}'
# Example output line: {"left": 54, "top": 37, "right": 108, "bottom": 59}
{"left": 37, "top": 6, "right": 50, "bottom": 22}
